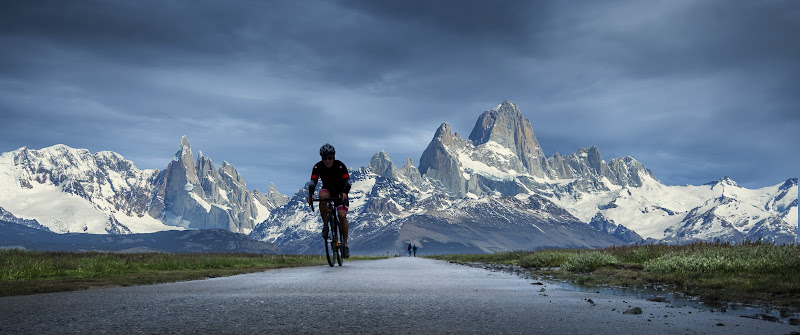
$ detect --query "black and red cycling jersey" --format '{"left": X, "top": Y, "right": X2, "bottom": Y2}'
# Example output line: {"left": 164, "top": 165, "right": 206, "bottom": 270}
{"left": 308, "top": 159, "right": 352, "bottom": 196}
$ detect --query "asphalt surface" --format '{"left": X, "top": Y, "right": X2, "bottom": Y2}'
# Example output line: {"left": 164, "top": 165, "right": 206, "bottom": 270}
{"left": 1, "top": 257, "right": 797, "bottom": 334}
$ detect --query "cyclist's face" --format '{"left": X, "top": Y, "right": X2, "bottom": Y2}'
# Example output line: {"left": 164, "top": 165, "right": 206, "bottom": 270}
{"left": 323, "top": 156, "right": 334, "bottom": 168}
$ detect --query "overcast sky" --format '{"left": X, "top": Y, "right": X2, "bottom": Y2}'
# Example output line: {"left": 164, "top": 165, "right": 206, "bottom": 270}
{"left": 1, "top": 0, "right": 797, "bottom": 195}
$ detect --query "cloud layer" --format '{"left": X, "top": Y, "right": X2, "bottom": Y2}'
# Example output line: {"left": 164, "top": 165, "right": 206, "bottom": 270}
{"left": 1, "top": 0, "right": 797, "bottom": 193}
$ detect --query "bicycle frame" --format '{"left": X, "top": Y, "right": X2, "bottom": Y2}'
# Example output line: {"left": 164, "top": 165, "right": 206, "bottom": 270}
{"left": 311, "top": 197, "right": 343, "bottom": 266}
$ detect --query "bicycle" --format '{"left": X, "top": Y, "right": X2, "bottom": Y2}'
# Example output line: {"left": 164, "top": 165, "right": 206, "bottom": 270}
{"left": 310, "top": 197, "right": 344, "bottom": 267}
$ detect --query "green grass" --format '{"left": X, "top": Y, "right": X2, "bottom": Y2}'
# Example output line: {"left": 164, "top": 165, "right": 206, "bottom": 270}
{"left": 428, "top": 242, "right": 800, "bottom": 309}
{"left": 0, "top": 250, "right": 384, "bottom": 296}
{"left": 519, "top": 250, "right": 572, "bottom": 268}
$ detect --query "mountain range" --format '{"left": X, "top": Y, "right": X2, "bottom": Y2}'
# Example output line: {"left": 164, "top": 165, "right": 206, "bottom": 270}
{"left": 0, "top": 100, "right": 796, "bottom": 254}
{"left": 0, "top": 220, "right": 280, "bottom": 254}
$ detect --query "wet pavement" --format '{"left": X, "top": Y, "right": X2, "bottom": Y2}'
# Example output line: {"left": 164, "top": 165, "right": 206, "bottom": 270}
{"left": 1, "top": 257, "right": 797, "bottom": 334}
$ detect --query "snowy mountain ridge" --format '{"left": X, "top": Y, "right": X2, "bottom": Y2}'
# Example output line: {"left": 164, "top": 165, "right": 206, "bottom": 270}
{"left": 0, "top": 100, "right": 796, "bottom": 254}
{"left": 0, "top": 136, "right": 288, "bottom": 235}
{"left": 252, "top": 100, "right": 797, "bottom": 253}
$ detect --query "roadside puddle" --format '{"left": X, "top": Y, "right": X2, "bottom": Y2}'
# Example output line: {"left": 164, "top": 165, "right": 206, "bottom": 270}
{"left": 464, "top": 261, "right": 799, "bottom": 325}
{"left": 554, "top": 281, "right": 796, "bottom": 324}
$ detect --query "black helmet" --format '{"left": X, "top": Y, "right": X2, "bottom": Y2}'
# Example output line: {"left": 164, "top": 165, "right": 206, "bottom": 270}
{"left": 320, "top": 143, "right": 335, "bottom": 158}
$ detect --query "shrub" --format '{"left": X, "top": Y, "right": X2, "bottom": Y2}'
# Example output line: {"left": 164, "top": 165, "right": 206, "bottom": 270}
{"left": 612, "top": 244, "right": 673, "bottom": 264}
{"left": 519, "top": 250, "right": 572, "bottom": 268}
{"left": 643, "top": 243, "right": 800, "bottom": 277}
{"left": 562, "top": 252, "right": 619, "bottom": 272}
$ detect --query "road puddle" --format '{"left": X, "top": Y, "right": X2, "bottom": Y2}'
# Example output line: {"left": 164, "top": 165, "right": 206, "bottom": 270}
{"left": 464, "top": 261, "right": 799, "bottom": 325}
{"left": 554, "top": 281, "right": 796, "bottom": 324}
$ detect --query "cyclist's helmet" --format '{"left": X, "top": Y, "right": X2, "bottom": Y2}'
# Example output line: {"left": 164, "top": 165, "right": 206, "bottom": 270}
{"left": 320, "top": 143, "right": 335, "bottom": 158}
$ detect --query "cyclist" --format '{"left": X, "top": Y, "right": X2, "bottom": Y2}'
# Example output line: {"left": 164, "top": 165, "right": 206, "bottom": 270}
{"left": 306, "top": 143, "right": 352, "bottom": 258}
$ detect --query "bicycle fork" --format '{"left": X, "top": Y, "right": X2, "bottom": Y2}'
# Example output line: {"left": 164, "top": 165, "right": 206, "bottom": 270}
{"left": 331, "top": 215, "right": 340, "bottom": 248}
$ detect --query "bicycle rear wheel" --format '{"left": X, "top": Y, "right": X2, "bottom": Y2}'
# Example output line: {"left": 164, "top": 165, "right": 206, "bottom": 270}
{"left": 336, "top": 235, "right": 343, "bottom": 266}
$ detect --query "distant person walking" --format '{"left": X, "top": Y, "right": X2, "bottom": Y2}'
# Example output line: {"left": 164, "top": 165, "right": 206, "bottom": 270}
{"left": 412, "top": 244, "right": 417, "bottom": 257}
{"left": 407, "top": 243, "right": 412, "bottom": 257}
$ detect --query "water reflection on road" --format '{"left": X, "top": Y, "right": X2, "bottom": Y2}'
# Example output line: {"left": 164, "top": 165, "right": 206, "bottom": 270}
{"left": 555, "top": 281, "right": 792, "bottom": 323}
{"left": 471, "top": 262, "right": 797, "bottom": 324}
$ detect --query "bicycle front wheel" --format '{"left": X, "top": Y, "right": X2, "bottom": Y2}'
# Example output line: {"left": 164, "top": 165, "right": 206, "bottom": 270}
{"left": 336, "top": 243, "right": 343, "bottom": 266}
{"left": 324, "top": 217, "right": 335, "bottom": 267}
{"left": 324, "top": 239, "right": 334, "bottom": 267}
{"left": 334, "top": 220, "right": 343, "bottom": 267}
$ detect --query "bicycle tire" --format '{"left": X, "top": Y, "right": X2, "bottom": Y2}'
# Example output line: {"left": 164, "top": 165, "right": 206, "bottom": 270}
{"left": 324, "top": 213, "right": 335, "bottom": 267}
{"left": 332, "top": 214, "right": 343, "bottom": 266}
{"left": 336, "top": 233, "right": 344, "bottom": 266}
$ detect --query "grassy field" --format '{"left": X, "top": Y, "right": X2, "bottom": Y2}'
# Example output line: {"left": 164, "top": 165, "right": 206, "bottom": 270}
{"left": 427, "top": 242, "right": 800, "bottom": 309}
{"left": 0, "top": 250, "right": 382, "bottom": 296}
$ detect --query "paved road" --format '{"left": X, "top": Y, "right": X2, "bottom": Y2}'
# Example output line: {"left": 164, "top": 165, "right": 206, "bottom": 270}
{"left": 1, "top": 257, "right": 796, "bottom": 334}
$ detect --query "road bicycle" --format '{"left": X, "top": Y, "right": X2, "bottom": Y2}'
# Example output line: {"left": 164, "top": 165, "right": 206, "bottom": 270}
{"left": 310, "top": 198, "right": 343, "bottom": 266}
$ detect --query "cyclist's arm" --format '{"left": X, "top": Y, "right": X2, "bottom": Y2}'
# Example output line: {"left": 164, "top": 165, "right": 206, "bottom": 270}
{"left": 307, "top": 179, "right": 317, "bottom": 196}
{"left": 307, "top": 166, "right": 319, "bottom": 204}
{"left": 341, "top": 166, "right": 351, "bottom": 198}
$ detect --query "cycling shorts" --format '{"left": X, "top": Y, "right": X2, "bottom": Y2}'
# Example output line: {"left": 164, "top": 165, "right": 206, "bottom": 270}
{"left": 320, "top": 189, "right": 349, "bottom": 212}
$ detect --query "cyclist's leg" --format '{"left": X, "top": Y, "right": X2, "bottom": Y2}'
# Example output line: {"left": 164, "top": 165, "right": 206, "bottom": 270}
{"left": 318, "top": 189, "right": 331, "bottom": 222}
{"left": 336, "top": 197, "right": 349, "bottom": 246}
{"left": 335, "top": 197, "right": 350, "bottom": 258}
{"left": 338, "top": 207, "right": 348, "bottom": 246}
{"left": 319, "top": 189, "right": 331, "bottom": 237}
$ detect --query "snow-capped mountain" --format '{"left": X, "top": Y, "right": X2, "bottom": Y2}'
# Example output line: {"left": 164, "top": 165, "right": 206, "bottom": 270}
{"left": 419, "top": 101, "right": 656, "bottom": 198}
{"left": 251, "top": 154, "right": 627, "bottom": 255}
{"left": 0, "top": 206, "right": 51, "bottom": 232}
{"left": 0, "top": 144, "right": 165, "bottom": 234}
{"left": 0, "top": 136, "right": 287, "bottom": 235}
{"left": 252, "top": 100, "right": 797, "bottom": 254}
{"left": 412, "top": 101, "right": 797, "bottom": 244}
{"left": 1, "top": 100, "right": 795, "bottom": 254}
{"left": 146, "top": 136, "right": 282, "bottom": 233}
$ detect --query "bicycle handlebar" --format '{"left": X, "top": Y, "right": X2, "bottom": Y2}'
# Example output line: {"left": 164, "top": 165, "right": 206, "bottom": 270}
{"left": 309, "top": 197, "right": 337, "bottom": 212}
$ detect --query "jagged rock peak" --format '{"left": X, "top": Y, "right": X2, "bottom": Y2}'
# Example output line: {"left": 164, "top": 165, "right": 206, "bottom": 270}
{"left": 576, "top": 146, "right": 604, "bottom": 170}
{"left": 257, "top": 182, "right": 290, "bottom": 208}
{"left": 719, "top": 176, "right": 738, "bottom": 186}
{"left": 434, "top": 122, "right": 453, "bottom": 138}
{"left": 493, "top": 100, "right": 522, "bottom": 116}
{"left": 469, "top": 100, "right": 527, "bottom": 146}
{"left": 375, "top": 150, "right": 391, "bottom": 161}
{"left": 467, "top": 100, "right": 548, "bottom": 177}
{"left": 705, "top": 176, "right": 739, "bottom": 188}
{"left": 780, "top": 178, "right": 798, "bottom": 190}
{"left": 174, "top": 136, "right": 194, "bottom": 162}
{"left": 179, "top": 136, "right": 192, "bottom": 157}
{"left": 219, "top": 161, "right": 245, "bottom": 187}
{"left": 369, "top": 151, "right": 397, "bottom": 178}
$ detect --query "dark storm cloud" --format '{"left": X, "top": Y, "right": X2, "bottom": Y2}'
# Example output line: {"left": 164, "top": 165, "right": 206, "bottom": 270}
{"left": 0, "top": 0, "right": 797, "bottom": 193}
